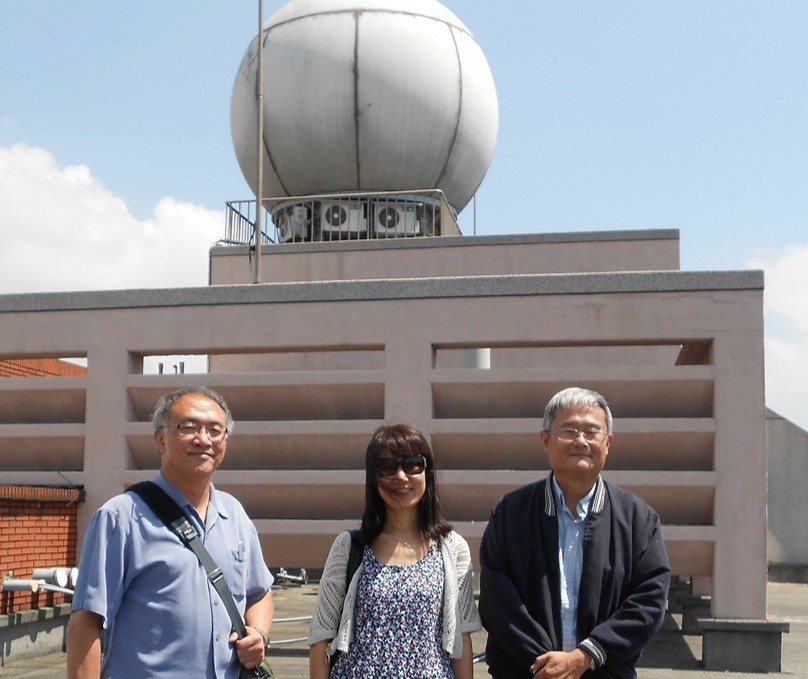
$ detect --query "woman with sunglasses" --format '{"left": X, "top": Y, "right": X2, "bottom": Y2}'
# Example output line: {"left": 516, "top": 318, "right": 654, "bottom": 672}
{"left": 308, "top": 422, "right": 481, "bottom": 679}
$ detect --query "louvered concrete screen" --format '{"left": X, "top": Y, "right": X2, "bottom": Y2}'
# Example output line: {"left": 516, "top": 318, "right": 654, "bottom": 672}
{"left": 0, "top": 254, "right": 765, "bottom": 622}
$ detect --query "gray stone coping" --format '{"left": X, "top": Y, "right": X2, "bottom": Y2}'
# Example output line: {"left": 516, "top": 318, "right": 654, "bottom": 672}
{"left": 0, "top": 270, "right": 763, "bottom": 313}
{"left": 0, "top": 603, "right": 71, "bottom": 628}
{"left": 697, "top": 618, "right": 790, "bottom": 633}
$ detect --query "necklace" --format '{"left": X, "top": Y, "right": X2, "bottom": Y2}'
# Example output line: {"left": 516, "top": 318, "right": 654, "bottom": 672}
{"left": 376, "top": 532, "right": 431, "bottom": 566}
{"left": 397, "top": 538, "right": 421, "bottom": 550}
{"left": 389, "top": 534, "right": 430, "bottom": 554}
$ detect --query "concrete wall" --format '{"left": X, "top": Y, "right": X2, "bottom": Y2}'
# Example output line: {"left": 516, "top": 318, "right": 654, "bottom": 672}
{"left": 767, "top": 409, "right": 808, "bottom": 581}
{"left": 0, "top": 604, "right": 70, "bottom": 664}
{"left": 0, "top": 233, "right": 769, "bottom": 622}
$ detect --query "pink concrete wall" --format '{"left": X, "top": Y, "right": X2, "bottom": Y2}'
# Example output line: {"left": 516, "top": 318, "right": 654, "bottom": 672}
{"left": 0, "top": 233, "right": 766, "bottom": 621}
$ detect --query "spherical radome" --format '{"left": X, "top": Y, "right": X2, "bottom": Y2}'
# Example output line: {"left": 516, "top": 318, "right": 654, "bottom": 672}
{"left": 230, "top": 0, "right": 498, "bottom": 214}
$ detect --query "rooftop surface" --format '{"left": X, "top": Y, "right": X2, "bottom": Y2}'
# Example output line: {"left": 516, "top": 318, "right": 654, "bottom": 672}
{"left": 3, "top": 581, "right": 805, "bottom": 678}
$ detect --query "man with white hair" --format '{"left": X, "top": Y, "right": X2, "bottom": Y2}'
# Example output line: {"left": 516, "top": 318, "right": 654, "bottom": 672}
{"left": 67, "top": 387, "right": 274, "bottom": 679}
{"left": 479, "top": 387, "right": 670, "bottom": 679}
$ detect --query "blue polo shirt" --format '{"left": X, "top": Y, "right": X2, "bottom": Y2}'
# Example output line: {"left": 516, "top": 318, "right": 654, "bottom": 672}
{"left": 72, "top": 473, "right": 273, "bottom": 679}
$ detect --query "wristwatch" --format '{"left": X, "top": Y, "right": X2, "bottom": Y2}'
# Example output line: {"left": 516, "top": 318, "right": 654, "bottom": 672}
{"left": 253, "top": 626, "right": 271, "bottom": 656}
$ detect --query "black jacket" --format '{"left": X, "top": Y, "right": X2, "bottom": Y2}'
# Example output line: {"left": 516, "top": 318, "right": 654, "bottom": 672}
{"left": 479, "top": 475, "right": 671, "bottom": 678}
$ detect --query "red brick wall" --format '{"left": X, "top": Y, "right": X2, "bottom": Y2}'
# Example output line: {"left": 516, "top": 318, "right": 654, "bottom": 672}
{"left": 0, "top": 486, "right": 84, "bottom": 614}
{"left": 0, "top": 358, "right": 87, "bottom": 377}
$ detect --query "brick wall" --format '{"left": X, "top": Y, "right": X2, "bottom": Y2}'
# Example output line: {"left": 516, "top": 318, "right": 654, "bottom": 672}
{"left": 0, "top": 486, "right": 84, "bottom": 614}
{"left": 0, "top": 358, "right": 87, "bottom": 377}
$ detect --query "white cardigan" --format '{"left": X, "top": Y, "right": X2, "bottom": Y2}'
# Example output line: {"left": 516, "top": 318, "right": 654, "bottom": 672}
{"left": 307, "top": 530, "right": 482, "bottom": 659}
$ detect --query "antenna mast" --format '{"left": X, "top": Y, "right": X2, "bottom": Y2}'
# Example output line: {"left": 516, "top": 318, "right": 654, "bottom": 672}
{"left": 253, "top": 0, "right": 264, "bottom": 283}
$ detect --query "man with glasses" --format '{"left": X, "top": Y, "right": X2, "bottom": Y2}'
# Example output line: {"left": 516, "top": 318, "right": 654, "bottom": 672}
{"left": 479, "top": 387, "right": 670, "bottom": 679}
{"left": 67, "top": 387, "right": 274, "bottom": 679}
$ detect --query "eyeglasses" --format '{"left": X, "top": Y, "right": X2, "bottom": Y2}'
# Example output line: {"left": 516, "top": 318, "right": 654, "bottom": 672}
{"left": 173, "top": 421, "right": 228, "bottom": 442}
{"left": 552, "top": 427, "right": 607, "bottom": 442}
{"left": 375, "top": 455, "right": 427, "bottom": 478}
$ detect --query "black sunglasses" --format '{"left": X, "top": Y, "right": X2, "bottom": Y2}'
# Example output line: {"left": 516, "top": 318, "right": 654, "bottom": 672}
{"left": 375, "top": 454, "right": 427, "bottom": 478}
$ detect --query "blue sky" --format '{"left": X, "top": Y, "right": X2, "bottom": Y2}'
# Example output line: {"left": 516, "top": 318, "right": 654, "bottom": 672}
{"left": 1, "top": 1, "right": 806, "bottom": 430}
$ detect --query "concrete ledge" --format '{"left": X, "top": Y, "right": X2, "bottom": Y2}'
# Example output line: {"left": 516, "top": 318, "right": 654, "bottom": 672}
{"left": 699, "top": 618, "right": 790, "bottom": 672}
{"left": 0, "top": 604, "right": 71, "bottom": 664}
{"left": 768, "top": 563, "right": 808, "bottom": 584}
{"left": 678, "top": 595, "right": 711, "bottom": 634}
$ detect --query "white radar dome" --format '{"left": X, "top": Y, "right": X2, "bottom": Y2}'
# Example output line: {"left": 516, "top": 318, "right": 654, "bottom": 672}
{"left": 231, "top": 0, "right": 498, "bottom": 214}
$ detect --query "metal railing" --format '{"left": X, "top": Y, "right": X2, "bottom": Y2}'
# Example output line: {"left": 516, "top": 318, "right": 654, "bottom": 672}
{"left": 0, "top": 577, "right": 483, "bottom": 658}
{"left": 222, "top": 199, "right": 275, "bottom": 246}
{"left": 270, "top": 615, "right": 311, "bottom": 648}
{"left": 223, "top": 189, "right": 461, "bottom": 246}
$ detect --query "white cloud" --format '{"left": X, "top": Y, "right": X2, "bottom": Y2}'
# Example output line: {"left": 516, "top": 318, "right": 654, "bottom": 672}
{"left": 753, "top": 244, "right": 808, "bottom": 334}
{"left": 0, "top": 143, "right": 223, "bottom": 293}
{"left": 764, "top": 335, "right": 808, "bottom": 428}
{"left": 749, "top": 245, "right": 808, "bottom": 432}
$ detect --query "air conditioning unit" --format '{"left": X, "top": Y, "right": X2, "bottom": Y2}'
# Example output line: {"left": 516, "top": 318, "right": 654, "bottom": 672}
{"left": 373, "top": 202, "right": 421, "bottom": 237}
{"left": 320, "top": 201, "right": 367, "bottom": 237}
{"left": 275, "top": 205, "right": 309, "bottom": 242}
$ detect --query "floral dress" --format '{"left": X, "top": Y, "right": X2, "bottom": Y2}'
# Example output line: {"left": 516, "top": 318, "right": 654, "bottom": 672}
{"left": 330, "top": 542, "right": 454, "bottom": 678}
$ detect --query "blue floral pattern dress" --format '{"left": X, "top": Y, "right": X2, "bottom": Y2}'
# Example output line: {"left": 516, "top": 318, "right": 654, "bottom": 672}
{"left": 330, "top": 542, "right": 454, "bottom": 678}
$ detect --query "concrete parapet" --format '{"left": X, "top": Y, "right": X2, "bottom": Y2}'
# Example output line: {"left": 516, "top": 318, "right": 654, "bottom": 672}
{"left": 699, "top": 618, "right": 790, "bottom": 672}
{"left": 0, "top": 604, "right": 70, "bottom": 664}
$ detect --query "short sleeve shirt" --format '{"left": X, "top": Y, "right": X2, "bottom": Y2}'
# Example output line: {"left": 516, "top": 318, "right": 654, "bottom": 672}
{"left": 71, "top": 473, "right": 273, "bottom": 679}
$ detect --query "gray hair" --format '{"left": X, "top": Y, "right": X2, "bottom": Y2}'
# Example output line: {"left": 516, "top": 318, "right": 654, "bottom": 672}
{"left": 542, "top": 387, "right": 613, "bottom": 434}
{"left": 151, "top": 387, "right": 234, "bottom": 434}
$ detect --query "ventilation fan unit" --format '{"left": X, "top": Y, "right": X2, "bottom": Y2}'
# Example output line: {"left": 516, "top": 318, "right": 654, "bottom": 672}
{"left": 373, "top": 202, "right": 421, "bottom": 237}
{"left": 320, "top": 201, "right": 366, "bottom": 236}
{"left": 276, "top": 205, "right": 309, "bottom": 242}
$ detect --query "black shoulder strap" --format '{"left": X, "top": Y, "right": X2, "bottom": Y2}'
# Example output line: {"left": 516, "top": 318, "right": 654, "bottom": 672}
{"left": 345, "top": 529, "right": 364, "bottom": 590}
{"left": 126, "top": 481, "right": 247, "bottom": 638}
{"left": 128, "top": 480, "right": 185, "bottom": 524}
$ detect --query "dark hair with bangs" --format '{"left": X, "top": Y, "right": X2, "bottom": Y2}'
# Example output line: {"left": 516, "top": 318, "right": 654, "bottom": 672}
{"left": 360, "top": 422, "right": 451, "bottom": 545}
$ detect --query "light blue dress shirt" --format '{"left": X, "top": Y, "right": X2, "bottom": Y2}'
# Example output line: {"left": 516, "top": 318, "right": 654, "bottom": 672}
{"left": 72, "top": 473, "right": 273, "bottom": 679}
{"left": 552, "top": 477, "right": 596, "bottom": 652}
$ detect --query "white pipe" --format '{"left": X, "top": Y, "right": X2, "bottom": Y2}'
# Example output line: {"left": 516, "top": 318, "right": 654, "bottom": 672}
{"left": 2, "top": 577, "right": 75, "bottom": 596}
{"left": 2, "top": 579, "right": 42, "bottom": 592}
{"left": 32, "top": 567, "right": 70, "bottom": 587}
{"left": 461, "top": 347, "right": 491, "bottom": 369}
{"left": 38, "top": 582, "right": 74, "bottom": 596}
